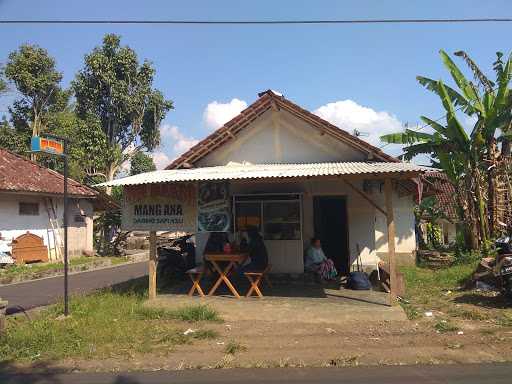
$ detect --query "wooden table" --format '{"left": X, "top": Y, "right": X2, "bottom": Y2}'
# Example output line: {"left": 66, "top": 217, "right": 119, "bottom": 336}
{"left": 204, "top": 252, "right": 248, "bottom": 298}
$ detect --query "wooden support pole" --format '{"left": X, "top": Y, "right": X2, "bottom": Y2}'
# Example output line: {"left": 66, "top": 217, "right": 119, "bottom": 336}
{"left": 344, "top": 180, "right": 387, "bottom": 216}
{"left": 384, "top": 178, "right": 397, "bottom": 306}
{"left": 149, "top": 231, "right": 157, "bottom": 300}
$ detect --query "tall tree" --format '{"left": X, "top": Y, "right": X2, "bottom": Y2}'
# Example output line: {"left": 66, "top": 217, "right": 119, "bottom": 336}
{"left": 130, "top": 151, "right": 156, "bottom": 175}
{"left": 4, "top": 44, "right": 63, "bottom": 140}
{"left": 72, "top": 34, "right": 173, "bottom": 191}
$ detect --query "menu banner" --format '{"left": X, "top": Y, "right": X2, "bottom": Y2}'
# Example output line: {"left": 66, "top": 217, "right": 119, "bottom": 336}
{"left": 197, "top": 181, "right": 231, "bottom": 232}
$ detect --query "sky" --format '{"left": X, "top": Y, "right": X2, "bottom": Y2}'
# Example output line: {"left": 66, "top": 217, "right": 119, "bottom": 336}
{"left": 0, "top": 0, "right": 511, "bottom": 168}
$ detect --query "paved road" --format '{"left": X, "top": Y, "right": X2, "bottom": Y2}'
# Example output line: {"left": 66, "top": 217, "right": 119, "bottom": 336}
{"left": 0, "top": 364, "right": 511, "bottom": 383}
{"left": 0, "top": 261, "right": 148, "bottom": 314}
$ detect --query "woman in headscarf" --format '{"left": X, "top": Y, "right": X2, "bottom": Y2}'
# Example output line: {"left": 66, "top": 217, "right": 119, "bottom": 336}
{"left": 305, "top": 238, "right": 337, "bottom": 280}
{"left": 240, "top": 227, "right": 268, "bottom": 272}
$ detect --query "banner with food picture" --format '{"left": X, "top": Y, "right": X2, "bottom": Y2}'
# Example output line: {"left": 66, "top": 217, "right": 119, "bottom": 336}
{"left": 197, "top": 181, "right": 231, "bottom": 232}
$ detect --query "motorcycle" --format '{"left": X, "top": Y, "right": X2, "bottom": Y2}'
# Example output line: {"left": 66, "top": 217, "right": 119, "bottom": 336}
{"left": 157, "top": 234, "right": 196, "bottom": 279}
{"left": 495, "top": 237, "right": 512, "bottom": 299}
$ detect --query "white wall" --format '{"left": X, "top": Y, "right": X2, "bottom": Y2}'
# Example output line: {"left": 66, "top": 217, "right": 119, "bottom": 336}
{"left": 191, "top": 105, "right": 416, "bottom": 272}
{"left": 0, "top": 193, "right": 94, "bottom": 259}
{"left": 197, "top": 109, "right": 367, "bottom": 166}
{"left": 227, "top": 179, "right": 416, "bottom": 273}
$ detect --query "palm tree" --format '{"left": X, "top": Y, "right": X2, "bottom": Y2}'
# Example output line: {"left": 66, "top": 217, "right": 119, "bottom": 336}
{"left": 382, "top": 50, "right": 512, "bottom": 250}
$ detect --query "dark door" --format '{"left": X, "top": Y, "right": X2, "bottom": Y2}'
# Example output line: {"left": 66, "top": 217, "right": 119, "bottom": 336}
{"left": 313, "top": 196, "right": 349, "bottom": 274}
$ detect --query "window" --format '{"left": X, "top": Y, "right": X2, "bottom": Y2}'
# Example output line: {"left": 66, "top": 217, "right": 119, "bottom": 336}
{"left": 234, "top": 195, "right": 302, "bottom": 240}
{"left": 263, "top": 201, "right": 301, "bottom": 240}
{"left": 19, "top": 202, "right": 39, "bottom": 216}
{"left": 235, "top": 202, "right": 262, "bottom": 232}
{"left": 74, "top": 215, "right": 86, "bottom": 223}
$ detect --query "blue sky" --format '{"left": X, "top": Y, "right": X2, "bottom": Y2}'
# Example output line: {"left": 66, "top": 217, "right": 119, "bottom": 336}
{"left": 1, "top": 0, "right": 510, "bottom": 167}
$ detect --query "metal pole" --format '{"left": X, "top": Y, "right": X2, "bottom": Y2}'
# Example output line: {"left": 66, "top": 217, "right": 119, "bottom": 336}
{"left": 63, "top": 141, "right": 69, "bottom": 316}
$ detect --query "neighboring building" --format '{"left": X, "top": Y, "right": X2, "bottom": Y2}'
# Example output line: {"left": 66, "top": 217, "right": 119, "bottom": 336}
{"left": 420, "top": 171, "right": 459, "bottom": 245}
{"left": 0, "top": 149, "right": 98, "bottom": 260}
{"left": 104, "top": 90, "right": 424, "bottom": 274}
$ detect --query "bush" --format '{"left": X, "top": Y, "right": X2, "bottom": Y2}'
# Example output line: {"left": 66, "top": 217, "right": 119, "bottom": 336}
{"left": 454, "top": 249, "right": 482, "bottom": 265}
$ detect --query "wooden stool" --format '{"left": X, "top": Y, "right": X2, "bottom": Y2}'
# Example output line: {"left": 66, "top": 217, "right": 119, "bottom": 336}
{"left": 244, "top": 264, "right": 272, "bottom": 298}
{"left": 186, "top": 266, "right": 205, "bottom": 297}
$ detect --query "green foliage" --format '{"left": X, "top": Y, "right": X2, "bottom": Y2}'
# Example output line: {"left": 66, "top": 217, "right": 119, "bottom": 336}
{"left": 0, "top": 67, "right": 7, "bottom": 95}
{"left": 433, "top": 319, "right": 460, "bottom": 333}
{"left": 72, "top": 34, "right": 173, "bottom": 181}
{"left": 454, "top": 249, "right": 483, "bottom": 265}
{"left": 382, "top": 50, "right": 512, "bottom": 249}
{"left": 4, "top": 44, "right": 63, "bottom": 137}
{"left": 426, "top": 222, "right": 443, "bottom": 249}
{"left": 0, "top": 117, "right": 29, "bottom": 153}
{"left": 0, "top": 290, "right": 219, "bottom": 362}
{"left": 130, "top": 151, "right": 156, "bottom": 175}
{"left": 135, "top": 304, "right": 221, "bottom": 322}
{"left": 224, "top": 340, "right": 247, "bottom": 355}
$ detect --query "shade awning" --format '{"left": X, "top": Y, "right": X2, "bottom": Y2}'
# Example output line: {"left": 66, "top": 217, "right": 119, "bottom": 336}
{"left": 97, "top": 161, "right": 428, "bottom": 187}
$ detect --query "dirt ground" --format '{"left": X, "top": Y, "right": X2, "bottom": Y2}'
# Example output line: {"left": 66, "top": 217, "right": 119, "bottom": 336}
{"left": 60, "top": 317, "right": 512, "bottom": 372}
{"left": 51, "top": 287, "right": 512, "bottom": 372}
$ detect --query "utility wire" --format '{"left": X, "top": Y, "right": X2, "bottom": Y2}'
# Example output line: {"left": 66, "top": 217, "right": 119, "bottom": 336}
{"left": 0, "top": 18, "right": 511, "bottom": 25}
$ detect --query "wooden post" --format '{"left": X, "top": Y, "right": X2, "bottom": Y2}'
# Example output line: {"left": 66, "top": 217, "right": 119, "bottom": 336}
{"left": 384, "top": 178, "right": 397, "bottom": 306}
{"left": 149, "top": 231, "right": 157, "bottom": 300}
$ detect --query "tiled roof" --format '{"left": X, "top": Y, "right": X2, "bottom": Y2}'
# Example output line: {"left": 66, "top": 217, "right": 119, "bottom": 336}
{"left": 0, "top": 149, "right": 97, "bottom": 197}
{"left": 422, "top": 171, "right": 458, "bottom": 220}
{"left": 166, "top": 90, "right": 398, "bottom": 169}
{"left": 98, "top": 161, "right": 426, "bottom": 187}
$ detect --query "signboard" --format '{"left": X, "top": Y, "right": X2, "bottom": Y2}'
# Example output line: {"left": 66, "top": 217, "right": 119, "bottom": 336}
{"left": 31, "top": 136, "right": 64, "bottom": 155}
{"left": 197, "top": 181, "right": 231, "bottom": 232}
{"left": 122, "top": 183, "right": 198, "bottom": 232}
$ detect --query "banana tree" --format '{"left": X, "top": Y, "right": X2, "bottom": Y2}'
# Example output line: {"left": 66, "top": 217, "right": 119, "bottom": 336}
{"left": 382, "top": 50, "right": 512, "bottom": 249}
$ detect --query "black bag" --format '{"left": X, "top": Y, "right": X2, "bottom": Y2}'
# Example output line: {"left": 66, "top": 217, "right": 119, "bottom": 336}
{"left": 347, "top": 271, "right": 371, "bottom": 290}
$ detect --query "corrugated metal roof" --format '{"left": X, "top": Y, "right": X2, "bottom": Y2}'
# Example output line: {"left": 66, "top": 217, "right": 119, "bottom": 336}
{"left": 98, "top": 162, "right": 426, "bottom": 187}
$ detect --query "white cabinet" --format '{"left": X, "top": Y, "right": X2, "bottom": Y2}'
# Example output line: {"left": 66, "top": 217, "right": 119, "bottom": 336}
{"left": 265, "top": 240, "right": 304, "bottom": 273}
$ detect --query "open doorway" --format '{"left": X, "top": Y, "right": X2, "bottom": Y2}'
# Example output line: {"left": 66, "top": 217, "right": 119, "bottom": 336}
{"left": 313, "top": 196, "right": 349, "bottom": 274}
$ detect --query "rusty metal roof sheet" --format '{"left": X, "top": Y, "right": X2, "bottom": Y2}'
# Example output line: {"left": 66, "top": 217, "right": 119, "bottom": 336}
{"left": 0, "top": 149, "right": 97, "bottom": 197}
{"left": 98, "top": 161, "right": 426, "bottom": 187}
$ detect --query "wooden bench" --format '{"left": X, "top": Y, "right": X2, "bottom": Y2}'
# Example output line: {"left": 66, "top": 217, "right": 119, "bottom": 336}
{"left": 186, "top": 266, "right": 206, "bottom": 297}
{"left": 244, "top": 264, "right": 272, "bottom": 298}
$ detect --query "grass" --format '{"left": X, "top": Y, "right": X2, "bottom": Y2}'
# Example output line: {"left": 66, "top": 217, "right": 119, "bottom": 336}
{"left": 401, "top": 261, "right": 512, "bottom": 327}
{"left": 0, "top": 281, "right": 220, "bottom": 362}
{"left": 433, "top": 320, "right": 460, "bottom": 333}
{"left": 0, "top": 256, "right": 130, "bottom": 283}
{"left": 135, "top": 304, "right": 221, "bottom": 322}
{"left": 224, "top": 340, "right": 247, "bottom": 355}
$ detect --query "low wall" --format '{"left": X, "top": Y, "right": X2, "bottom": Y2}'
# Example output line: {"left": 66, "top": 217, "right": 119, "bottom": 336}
{"left": 376, "top": 251, "right": 416, "bottom": 266}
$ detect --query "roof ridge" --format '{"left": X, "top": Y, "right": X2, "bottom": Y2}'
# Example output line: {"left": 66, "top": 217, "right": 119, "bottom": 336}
{"left": 166, "top": 91, "right": 399, "bottom": 169}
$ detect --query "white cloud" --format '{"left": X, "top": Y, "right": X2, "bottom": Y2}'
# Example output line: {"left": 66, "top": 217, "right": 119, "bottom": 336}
{"left": 151, "top": 124, "right": 199, "bottom": 169}
{"left": 160, "top": 124, "right": 199, "bottom": 153}
{"left": 203, "top": 98, "right": 248, "bottom": 130}
{"left": 152, "top": 151, "right": 172, "bottom": 170}
{"left": 313, "top": 100, "right": 404, "bottom": 150}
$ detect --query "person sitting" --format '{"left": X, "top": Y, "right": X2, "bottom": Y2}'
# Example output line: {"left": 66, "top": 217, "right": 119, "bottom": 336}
{"left": 240, "top": 227, "right": 268, "bottom": 273}
{"left": 305, "top": 238, "right": 337, "bottom": 280}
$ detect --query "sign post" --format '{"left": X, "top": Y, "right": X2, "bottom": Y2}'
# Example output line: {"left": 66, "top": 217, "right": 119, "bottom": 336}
{"left": 31, "top": 134, "right": 70, "bottom": 316}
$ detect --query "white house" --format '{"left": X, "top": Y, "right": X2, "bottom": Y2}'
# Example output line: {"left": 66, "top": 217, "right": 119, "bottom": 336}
{"left": 102, "top": 90, "right": 423, "bottom": 276}
{"left": 0, "top": 149, "right": 98, "bottom": 261}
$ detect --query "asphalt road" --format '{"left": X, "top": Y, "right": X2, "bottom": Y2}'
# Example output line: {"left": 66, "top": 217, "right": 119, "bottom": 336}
{"left": 0, "top": 364, "right": 511, "bottom": 384}
{"left": 0, "top": 261, "right": 148, "bottom": 314}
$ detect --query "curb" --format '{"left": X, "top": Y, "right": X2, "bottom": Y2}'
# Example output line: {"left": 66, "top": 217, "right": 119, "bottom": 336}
{"left": 0, "top": 259, "right": 148, "bottom": 288}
